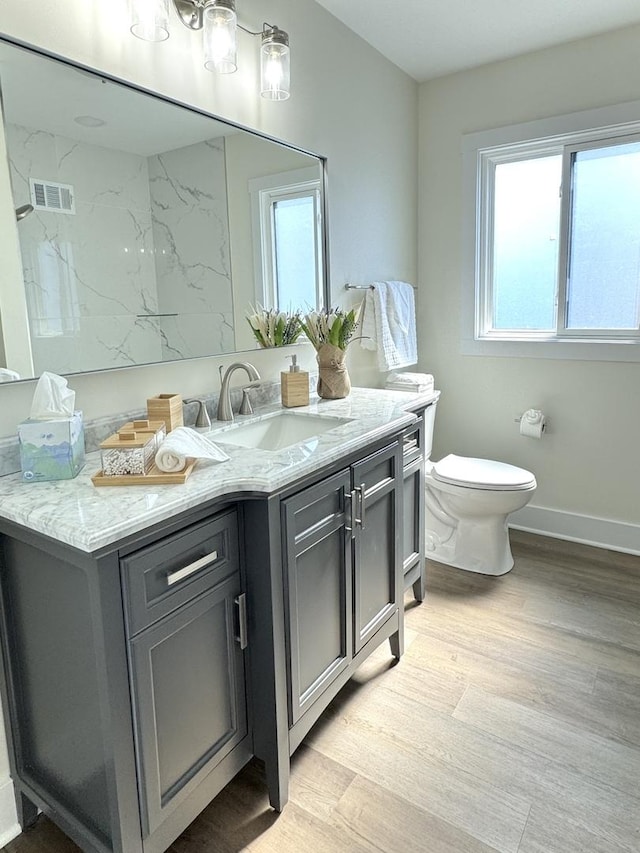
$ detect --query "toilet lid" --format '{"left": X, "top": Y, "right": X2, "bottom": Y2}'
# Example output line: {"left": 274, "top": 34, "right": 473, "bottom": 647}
{"left": 432, "top": 454, "right": 536, "bottom": 490}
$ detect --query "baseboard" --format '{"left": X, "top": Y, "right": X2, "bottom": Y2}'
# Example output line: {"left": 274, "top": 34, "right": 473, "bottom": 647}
{"left": 0, "top": 777, "right": 19, "bottom": 846}
{"left": 510, "top": 505, "right": 640, "bottom": 556}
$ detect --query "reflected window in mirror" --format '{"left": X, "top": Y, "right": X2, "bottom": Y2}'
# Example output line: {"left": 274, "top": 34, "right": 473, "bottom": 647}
{"left": 250, "top": 167, "right": 323, "bottom": 312}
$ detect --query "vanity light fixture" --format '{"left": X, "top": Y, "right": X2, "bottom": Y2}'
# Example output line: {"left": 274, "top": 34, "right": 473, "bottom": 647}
{"left": 129, "top": 0, "right": 290, "bottom": 100}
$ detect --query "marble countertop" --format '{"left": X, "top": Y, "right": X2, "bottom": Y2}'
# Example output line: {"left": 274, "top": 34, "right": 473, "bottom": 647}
{"left": 0, "top": 388, "right": 438, "bottom": 553}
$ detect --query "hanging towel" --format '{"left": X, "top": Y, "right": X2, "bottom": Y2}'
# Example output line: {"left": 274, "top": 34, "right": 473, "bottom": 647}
{"left": 0, "top": 368, "right": 20, "bottom": 382}
{"left": 360, "top": 281, "right": 417, "bottom": 372}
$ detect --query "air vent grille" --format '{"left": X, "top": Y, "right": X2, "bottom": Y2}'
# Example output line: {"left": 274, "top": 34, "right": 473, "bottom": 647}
{"left": 29, "top": 179, "right": 76, "bottom": 215}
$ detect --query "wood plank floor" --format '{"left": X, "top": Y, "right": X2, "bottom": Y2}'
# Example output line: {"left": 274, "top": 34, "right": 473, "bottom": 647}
{"left": 5, "top": 531, "right": 640, "bottom": 853}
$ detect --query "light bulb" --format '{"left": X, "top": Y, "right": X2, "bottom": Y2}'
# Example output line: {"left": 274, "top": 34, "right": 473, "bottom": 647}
{"left": 203, "top": 1, "right": 238, "bottom": 74}
{"left": 261, "top": 26, "right": 290, "bottom": 101}
{"left": 129, "top": 0, "right": 170, "bottom": 42}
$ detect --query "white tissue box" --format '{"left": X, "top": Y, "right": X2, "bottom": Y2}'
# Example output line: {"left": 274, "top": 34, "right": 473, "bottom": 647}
{"left": 18, "top": 411, "right": 85, "bottom": 483}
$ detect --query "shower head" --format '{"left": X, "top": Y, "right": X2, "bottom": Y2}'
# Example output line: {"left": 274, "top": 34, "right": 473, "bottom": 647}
{"left": 15, "top": 204, "right": 34, "bottom": 222}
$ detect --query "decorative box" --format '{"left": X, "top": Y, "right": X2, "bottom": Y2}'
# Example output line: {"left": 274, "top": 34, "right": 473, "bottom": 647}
{"left": 100, "top": 429, "right": 155, "bottom": 477}
{"left": 146, "top": 394, "right": 183, "bottom": 432}
{"left": 19, "top": 411, "right": 85, "bottom": 483}
{"left": 118, "top": 419, "right": 166, "bottom": 452}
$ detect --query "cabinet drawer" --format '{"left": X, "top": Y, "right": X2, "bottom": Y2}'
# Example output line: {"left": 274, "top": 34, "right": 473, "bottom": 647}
{"left": 402, "top": 416, "right": 425, "bottom": 465}
{"left": 122, "top": 509, "right": 240, "bottom": 636}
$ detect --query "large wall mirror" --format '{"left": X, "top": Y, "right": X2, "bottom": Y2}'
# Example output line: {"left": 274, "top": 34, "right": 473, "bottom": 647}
{"left": 0, "top": 37, "right": 328, "bottom": 383}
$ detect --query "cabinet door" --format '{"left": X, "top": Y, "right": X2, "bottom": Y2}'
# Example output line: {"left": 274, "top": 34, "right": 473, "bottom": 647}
{"left": 402, "top": 454, "right": 425, "bottom": 598}
{"left": 282, "top": 470, "right": 352, "bottom": 725}
{"left": 352, "top": 443, "right": 401, "bottom": 654}
{"left": 130, "top": 575, "right": 248, "bottom": 837}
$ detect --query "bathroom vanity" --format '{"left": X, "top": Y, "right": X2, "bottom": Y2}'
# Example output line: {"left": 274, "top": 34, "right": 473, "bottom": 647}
{"left": 0, "top": 389, "right": 437, "bottom": 853}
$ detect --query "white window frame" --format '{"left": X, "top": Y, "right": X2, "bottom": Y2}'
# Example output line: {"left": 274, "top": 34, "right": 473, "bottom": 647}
{"left": 249, "top": 166, "right": 323, "bottom": 311}
{"left": 462, "top": 99, "right": 640, "bottom": 362}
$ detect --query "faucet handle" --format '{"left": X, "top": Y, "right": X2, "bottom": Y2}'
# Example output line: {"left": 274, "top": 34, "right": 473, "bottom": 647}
{"left": 184, "top": 398, "right": 211, "bottom": 430}
{"left": 239, "top": 388, "right": 253, "bottom": 416}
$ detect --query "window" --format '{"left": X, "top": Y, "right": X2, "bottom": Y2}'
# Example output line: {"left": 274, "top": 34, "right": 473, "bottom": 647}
{"left": 249, "top": 167, "right": 324, "bottom": 311}
{"left": 463, "top": 101, "right": 640, "bottom": 361}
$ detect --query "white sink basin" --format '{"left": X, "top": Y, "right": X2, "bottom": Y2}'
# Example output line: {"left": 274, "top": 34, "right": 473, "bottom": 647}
{"left": 213, "top": 411, "right": 353, "bottom": 451}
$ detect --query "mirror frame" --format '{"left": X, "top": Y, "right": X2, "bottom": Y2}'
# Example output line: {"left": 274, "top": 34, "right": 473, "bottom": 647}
{"left": 0, "top": 33, "right": 331, "bottom": 384}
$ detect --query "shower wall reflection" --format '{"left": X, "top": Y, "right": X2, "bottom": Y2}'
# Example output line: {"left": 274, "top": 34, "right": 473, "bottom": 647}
{"left": 7, "top": 123, "right": 234, "bottom": 375}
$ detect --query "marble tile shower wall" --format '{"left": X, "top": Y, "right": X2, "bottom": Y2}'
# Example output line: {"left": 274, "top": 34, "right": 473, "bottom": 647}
{"left": 7, "top": 125, "right": 235, "bottom": 376}
{"left": 148, "top": 138, "right": 235, "bottom": 360}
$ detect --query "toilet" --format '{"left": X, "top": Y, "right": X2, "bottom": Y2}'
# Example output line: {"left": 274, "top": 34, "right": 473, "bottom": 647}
{"left": 422, "top": 402, "right": 536, "bottom": 576}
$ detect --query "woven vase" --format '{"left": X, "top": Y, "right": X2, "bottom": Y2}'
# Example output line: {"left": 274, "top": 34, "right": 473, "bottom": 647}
{"left": 316, "top": 343, "right": 351, "bottom": 399}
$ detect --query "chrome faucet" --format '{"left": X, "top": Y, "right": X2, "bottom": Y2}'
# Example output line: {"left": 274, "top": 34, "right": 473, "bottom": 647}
{"left": 217, "top": 362, "right": 261, "bottom": 421}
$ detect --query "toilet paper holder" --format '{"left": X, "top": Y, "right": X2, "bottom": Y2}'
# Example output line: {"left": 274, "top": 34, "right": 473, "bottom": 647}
{"left": 514, "top": 411, "right": 548, "bottom": 433}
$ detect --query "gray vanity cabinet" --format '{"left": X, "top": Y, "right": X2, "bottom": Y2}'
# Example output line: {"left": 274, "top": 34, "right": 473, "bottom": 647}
{"left": 351, "top": 443, "right": 402, "bottom": 653}
{"left": 122, "top": 509, "right": 249, "bottom": 850}
{"left": 282, "top": 442, "right": 401, "bottom": 732}
{"left": 283, "top": 470, "right": 353, "bottom": 725}
{"left": 0, "top": 503, "right": 252, "bottom": 853}
{"left": 401, "top": 411, "right": 426, "bottom": 601}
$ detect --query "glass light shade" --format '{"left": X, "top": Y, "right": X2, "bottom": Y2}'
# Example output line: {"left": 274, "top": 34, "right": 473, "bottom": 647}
{"left": 261, "top": 29, "right": 290, "bottom": 101}
{"left": 203, "top": 2, "right": 238, "bottom": 74}
{"left": 129, "top": 0, "right": 170, "bottom": 42}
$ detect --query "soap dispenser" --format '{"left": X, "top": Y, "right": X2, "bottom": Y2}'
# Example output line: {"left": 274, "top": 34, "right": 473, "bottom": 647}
{"left": 281, "top": 354, "right": 309, "bottom": 408}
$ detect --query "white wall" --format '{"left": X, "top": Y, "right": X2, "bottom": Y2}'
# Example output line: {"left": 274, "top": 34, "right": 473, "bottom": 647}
{"left": 418, "top": 25, "right": 640, "bottom": 534}
{"left": 0, "top": 0, "right": 417, "bottom": 839}
{"left": 0, "top": 0, "right": 417, "bottom": 436}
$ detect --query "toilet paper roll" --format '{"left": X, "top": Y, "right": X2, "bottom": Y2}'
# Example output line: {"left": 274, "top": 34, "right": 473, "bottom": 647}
{"left": 520, "top": 409, "right": 545, "bottom": 439}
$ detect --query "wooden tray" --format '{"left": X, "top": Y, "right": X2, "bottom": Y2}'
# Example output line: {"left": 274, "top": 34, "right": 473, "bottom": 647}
{"left": 91, "top": 459, "right": 196, "bottom": 487}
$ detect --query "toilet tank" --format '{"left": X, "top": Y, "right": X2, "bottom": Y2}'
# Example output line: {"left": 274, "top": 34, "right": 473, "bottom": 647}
{"left": 422, "top": 398, "right": 438, "bottom": 461}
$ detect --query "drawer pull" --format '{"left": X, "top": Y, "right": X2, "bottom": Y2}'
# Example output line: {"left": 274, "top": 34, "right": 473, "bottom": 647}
{"left": 166, "top": 550, "right": 218, "bottom": 586}
{"left": 235, "top": 593, "right": 248, "bottom": 649}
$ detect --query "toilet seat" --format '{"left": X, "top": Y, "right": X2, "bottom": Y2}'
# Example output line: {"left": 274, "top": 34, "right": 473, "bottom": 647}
{"left": 431, "top": 454, "right": 536, "bottom": 491}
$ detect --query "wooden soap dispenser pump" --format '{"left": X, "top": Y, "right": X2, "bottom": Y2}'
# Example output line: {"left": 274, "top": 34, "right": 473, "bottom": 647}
{"left": 281, "top": 354, "right": 309, "bottom": 408}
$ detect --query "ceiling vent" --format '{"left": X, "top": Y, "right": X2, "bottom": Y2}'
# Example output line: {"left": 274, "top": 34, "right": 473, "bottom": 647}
{"left": 29, "top": 178, "right": 76, "bottom": 215}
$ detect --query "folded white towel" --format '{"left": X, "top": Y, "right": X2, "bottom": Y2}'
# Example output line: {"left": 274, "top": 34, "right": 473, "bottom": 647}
{"left": 386, "top": 372, "right": 434, "bottom": 389}
{"left": 155, "top": 427, "right": 229, "bottom": 473}
{"left": 360, "top": 281, "right": 417, "bottom": 372}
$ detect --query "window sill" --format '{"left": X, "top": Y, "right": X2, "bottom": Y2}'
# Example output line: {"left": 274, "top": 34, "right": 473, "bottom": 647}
{"left": 461, "top": 335, "right": 640, "bottom": 363}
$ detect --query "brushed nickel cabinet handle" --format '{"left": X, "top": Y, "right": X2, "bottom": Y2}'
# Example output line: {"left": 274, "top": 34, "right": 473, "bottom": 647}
{"left": 235, "top": 593, "right": 248, "bottom": 649}
{"left": 166, "top": 550, "right": 218, "bottom": 586}
{"left": 344, "top": 488, "right": 354, "bottom": 535}
{"left": 354, "top": 484, "right": 366, "bottom": 529}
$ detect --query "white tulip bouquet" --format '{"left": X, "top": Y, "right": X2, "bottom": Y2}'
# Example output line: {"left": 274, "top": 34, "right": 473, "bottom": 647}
{"left": 246, "top": 305, "right": 302, "bottom": 348}
{"left": 299, "top": 305, "right": 362, "bottom": 399}
{"left": 299, "top": 305, "right": 362, "bottom": 352}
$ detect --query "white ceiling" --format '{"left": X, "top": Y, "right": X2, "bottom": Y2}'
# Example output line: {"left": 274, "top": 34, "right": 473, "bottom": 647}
{"left": 0, "top": 42, "right": 233, "bottom": 156}
{"left": 314, "top": 0, "right": 640, "bottom": 81}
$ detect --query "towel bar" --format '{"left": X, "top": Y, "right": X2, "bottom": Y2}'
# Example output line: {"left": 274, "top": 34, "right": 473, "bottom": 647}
{"left": 345, "top": 282, "right": 417, "bottom": 290}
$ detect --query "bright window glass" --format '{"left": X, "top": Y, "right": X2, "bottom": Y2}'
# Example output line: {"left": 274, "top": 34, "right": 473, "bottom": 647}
{"left": 273, "top": 195, "right": 317, "bottom": 310}
{"left": 567, "top": 142, "right": 640, "bottom": 330}
{"left": 493, "top": 156, "right": 561, "bottom": 331}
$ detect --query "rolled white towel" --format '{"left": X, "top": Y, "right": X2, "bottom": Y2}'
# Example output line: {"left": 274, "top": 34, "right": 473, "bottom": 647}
{"left": 155, "top": 427, "right": 229, "bottom": 473}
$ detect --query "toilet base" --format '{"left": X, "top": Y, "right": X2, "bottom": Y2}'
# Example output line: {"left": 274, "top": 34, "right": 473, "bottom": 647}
{"left": 426, "top": 542, "right": 514, "bottom": 576}
{"left": 425, "top": 514, "right": 515, "bottom": 576}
